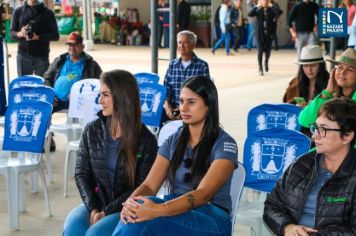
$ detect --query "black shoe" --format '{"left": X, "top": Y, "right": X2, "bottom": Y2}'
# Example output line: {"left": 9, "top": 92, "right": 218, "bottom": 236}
{"left": 265, "top": 62, "right": 269, "bottom": 72}
{"left": 259, "top": 68, "right": 264, "bottom": 76}
{"left": 50, "top": 137, "right": 56, "bottom": 152}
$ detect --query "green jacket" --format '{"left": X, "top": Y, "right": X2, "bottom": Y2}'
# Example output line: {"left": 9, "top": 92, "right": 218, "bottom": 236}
{"left": 298, "top": 90, "right": 356, "bottom": 128}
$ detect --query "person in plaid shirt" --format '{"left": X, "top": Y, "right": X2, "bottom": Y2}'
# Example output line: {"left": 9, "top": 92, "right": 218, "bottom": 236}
{"left": 163, "top": 30, "right": 210, "bottom": 120}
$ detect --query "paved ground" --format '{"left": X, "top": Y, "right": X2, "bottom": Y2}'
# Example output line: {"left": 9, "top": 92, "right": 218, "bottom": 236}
{"left": 0, "top": 36, "right": 331, "bottom": 235}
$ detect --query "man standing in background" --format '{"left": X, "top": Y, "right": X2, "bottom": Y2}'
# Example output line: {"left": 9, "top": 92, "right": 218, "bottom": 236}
{"left": 288, "top": 0, "right": 319, "bottom": 59}
{"left": 177, "top": 0, "right": 191, "bottom": 31}
{"left": 10, "top": 0, "right": 59, "bottom": 76}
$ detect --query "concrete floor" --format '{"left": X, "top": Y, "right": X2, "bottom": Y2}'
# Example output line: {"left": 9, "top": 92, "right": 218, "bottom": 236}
{"left": 0, "top": 36, "right": 330, "bottom": 235}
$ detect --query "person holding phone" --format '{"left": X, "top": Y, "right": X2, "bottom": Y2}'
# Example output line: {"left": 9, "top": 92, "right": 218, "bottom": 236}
{"left": 299, "top": 48, "right": 356, "bottom": 130}
{"left": 283, "top": 45, "right": 329, "bottom": 108}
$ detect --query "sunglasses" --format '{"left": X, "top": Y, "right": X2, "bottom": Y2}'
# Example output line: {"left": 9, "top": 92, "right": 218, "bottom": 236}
{"left": 182, "top": 157, "right": 193, "bottom": 183}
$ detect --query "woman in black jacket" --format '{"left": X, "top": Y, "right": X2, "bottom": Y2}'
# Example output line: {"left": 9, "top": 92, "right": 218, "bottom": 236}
{"left": 248, "top": 0, "right": 282, "bottom": 75}
{"left": 264, "top": 97, "right": 356, "bottom": 236}
{"left": 63, "top": 70, "right": 157, "bottom": 236}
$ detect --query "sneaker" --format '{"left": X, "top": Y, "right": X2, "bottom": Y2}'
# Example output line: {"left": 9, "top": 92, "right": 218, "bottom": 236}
{"left": 50, "top": 137, "right": 56, "bottom": 152}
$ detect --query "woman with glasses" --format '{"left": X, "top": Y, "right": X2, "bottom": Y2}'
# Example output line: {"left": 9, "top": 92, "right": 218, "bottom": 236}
{"left": 264, "top": 97, "right": 356, "bottom": 236}
{"left": 299, "top": 48, "right": 356, "bottom": 130}
{"left": 63, "top": 70, "right": 157, "bottom": 236}
{"left": 112, "top": 75, "right": 238, "bottom": 236}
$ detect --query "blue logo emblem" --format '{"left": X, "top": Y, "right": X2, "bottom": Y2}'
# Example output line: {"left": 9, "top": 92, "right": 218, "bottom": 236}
{"left": 319, "top": 8, "right": 347, "bottom": 38}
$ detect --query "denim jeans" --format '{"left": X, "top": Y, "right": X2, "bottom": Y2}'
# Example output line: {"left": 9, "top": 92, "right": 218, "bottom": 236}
{"left": 112, "top": 195, "right": 231, "bottom": 236}
{"left": 16, "top": 53, "right": 49, "bottom": 77}
{"left": 247, "top": 23, "right": 256, "bottom": 49}
{"left": 212, "top": 31, "right": 231, "bottom": 54}
{"left": 63, "top": 204, "right": 120, "bottom": 236}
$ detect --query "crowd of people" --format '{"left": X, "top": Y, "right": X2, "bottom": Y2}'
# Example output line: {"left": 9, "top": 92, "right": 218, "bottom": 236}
{"left": 5, "top": 0, "right": 356, "bottom": 235}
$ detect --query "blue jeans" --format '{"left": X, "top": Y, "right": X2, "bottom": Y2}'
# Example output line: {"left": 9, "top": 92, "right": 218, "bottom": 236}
{"left": 112, "top": 195, "right": 231, "bottom": 236}
{"left": 16, "top": 53, "right": 49, "bottom": 77}
{"left": 212, "top": 31, "right": 231, "bottom": 54}
{"left": 63, "top": 204, "right": 120, "bottom": 236}
{"left": 247, "top": 23, "right": 255, "bottom": 49}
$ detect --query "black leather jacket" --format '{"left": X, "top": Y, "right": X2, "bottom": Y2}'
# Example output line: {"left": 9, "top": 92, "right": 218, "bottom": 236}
{"left": 75, "top": 112, "right": 157, "bottom": 215}
{"left": 264, "top": 148, "right": 356, "bottom": 236}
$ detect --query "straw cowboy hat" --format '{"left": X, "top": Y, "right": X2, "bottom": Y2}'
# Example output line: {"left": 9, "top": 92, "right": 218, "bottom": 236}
{"left": 297, "top": 45, "right": 324, "bottom": 65}
{"left": 327, "top": 48, "right": 356, "bottom": 68}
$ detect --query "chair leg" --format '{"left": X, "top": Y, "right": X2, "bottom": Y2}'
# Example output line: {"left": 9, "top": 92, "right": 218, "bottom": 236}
{"left": 30, "top": 171, "right": 39, "bottom": 193}
{"left": 19, "top": 173, "right": 26, "bottom": 212}
{"left": 38, "top": 167, "right": 52, "bottom": 216}
{"left": 63, "top": 148, "right": 73, "bottom": 197}
{"left": 6, "top": 168, "right": 20, "bottom": 230}
{"left": 44, "top": 133, "right": 53, "bottom": 182}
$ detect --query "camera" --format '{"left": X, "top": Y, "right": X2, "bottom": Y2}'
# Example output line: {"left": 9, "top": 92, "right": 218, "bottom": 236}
{"left": 172, "top": 109, "right": 180, "bottom": 117}
{"left": 27, "top": 20, "right": 36, "bottom": 39}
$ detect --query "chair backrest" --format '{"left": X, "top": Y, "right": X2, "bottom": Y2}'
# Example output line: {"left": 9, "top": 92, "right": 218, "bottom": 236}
{"left": 139, "top": 82, "right": 167, "bottom": 127}
{"left": 230, "top": 162, "right": 246, "bottom": 232}
{"left": 67, "top": 79, "right": 101, "bottom": 122}
{"left": 2, "top": 101, "right": 53, "bottom": 153}
{"left": 157, "top": 120, "right": 183, "bottom": 147}
{"left": 8, "top": 85, "right": 55, "bottom": 106}
{"left": 247, "top": 103, "right": 302, "bottom": 134}
{"left": 9, "top": 75, "right": 44, "bottom": 91}
{"left": 243, "top": 128, "right": 310, "bottom": 193}
{"left": 134, "top": 72, "right": 160, "bottom": 84}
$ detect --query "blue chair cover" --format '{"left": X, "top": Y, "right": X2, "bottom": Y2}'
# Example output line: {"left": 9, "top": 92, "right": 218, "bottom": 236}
{"left": 9, "top": 75, "right": 44, "bottom": 91}
{"left": 3, "top": 101, "right": 53, "bottom": 153}
{"left": 139, "top": 82, "right": 167, "bottom": 127}
{"left": 134, "top": 72, "right": 160, "bottom": 84}
{"left": 243, "top": 128, "right": 310, "bottom": 193}
{"left": 8, "top": 85, "right": 55, "bottom": 106}
{"left": 247, "top": 104, "right": 302, "bottom": 134}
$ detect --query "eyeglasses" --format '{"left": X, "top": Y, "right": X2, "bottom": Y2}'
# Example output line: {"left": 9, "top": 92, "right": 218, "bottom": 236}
{"left": 309, "top": 123, "right": 342, "bottom": 138}
{"left": 335, "top": 65, "right": 356, "bottom": 74}
{"left": 182, "top": 158, "right": 193, "bottom": 183}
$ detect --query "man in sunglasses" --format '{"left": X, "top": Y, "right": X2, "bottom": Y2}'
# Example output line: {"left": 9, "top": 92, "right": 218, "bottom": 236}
{"left": 43, "top": 32, "right": 102, "bottom": 113}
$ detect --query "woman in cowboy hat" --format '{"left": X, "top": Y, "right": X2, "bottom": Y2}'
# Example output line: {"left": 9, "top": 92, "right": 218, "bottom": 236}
{"left": 299, "top": 48, "right": 356, "bottom": 130}
{"left": 283, "top": 45, "right": 329, "bottom": 108}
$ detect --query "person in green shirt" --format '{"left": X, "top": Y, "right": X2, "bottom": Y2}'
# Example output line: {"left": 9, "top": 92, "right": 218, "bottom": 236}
{"left": 298, "top": 48, "right": 356, "bottom": 130}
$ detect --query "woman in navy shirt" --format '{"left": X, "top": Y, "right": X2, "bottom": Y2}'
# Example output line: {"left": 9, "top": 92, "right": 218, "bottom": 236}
{"left": 112, "top": 75, "right": 238, "bottom": 236}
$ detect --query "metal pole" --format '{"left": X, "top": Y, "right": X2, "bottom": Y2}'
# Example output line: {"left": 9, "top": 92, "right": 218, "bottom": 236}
{"left": 83, "top": 0, "right": 94, "bottom": 50}
{"left": 151, "top": 0, "right": 158, "bottom": 73}
{"left": 169, "top": 0, "right": 177, "bottom": 60}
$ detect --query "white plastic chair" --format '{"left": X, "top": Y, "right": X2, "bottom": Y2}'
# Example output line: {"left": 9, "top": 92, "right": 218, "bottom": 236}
{"left": 0, "top": 100, "right": 53, "bottom": 230}
{"left": 50, "top": 79, "right": 100, "bottom": 144}
{"left": 230, "top": 162, "right": 246, "bottom": 234}
{"left": 157, "top": 120, "right": 183, "bottom": 147}
{"left": 62, "top": 80, "right": 101, "bottom": 197}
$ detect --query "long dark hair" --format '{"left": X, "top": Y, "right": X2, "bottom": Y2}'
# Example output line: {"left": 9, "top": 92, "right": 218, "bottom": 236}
{"left": 168, "top": 75, "right": 220, "bottom": 190}
{"left": 297, "top": 62, "right": 329, "bottom": 101}
{"left": 100, "top": 70, "right": 142, "bottom": 188}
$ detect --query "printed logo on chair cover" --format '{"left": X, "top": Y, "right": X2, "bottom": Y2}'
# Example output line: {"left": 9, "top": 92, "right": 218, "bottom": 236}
{"left": 244, "top": 128, "right": 310, "bottom": 192}
{"left": 134, "top": 72, "right": 160, "bottom": 84}
{"left": 247, "top": 104, "right": 302, "bottom": 134}
{"left": 3, "top": 101, "right": 52, "bottom": 153}
{"left": 139, "top": 83, "right": 167, "bottom": 127}
{"left": 9, "top": 75, "right": 44, "bottom": 91}
{"left": 9, "top": 85, "right": 55, "bottom": 106}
